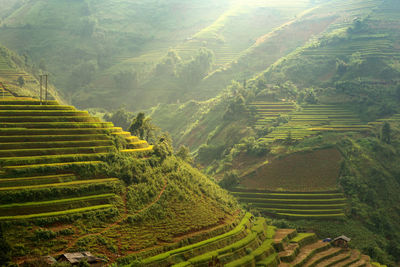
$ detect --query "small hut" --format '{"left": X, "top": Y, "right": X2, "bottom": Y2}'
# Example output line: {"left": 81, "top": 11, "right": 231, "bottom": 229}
{"left": 57, "top": 252, "right": 107, "bottom": 266}
{"left": 332, "top": 235, "right": 351, "bottom": 248}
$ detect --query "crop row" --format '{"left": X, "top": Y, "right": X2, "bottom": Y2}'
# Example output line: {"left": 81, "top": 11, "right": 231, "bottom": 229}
{"left": 0, "top": 178, "right": 121, "bottom": 204}
{"left": 141, "top": 213, "right": 254, "bottom": 265}
{"left": 0, "top": 105, "right": 75, "bottom": 110}
{"left": 0, "top": 115, "right": 101, "bottom": 122}
{"left": 231, "top": 192, "right": 344, "bottom": 199}
{"left": 0, "top": 100, "right": 58, "bottom": 105}
{"left": 0, "top": 146, "right": 114, "bottom": 158}
{"left": 0, "top": 178, "right": 119, "bottom": 191}
{"left": 0, "top": 140, "right": 113, "bottom": 150}
{"left": 234, "top": 192, "right": 345, "bottom": 219}
{"left": 0, "top": 110, "right": 90, "bottom": 116}
{"left": 3, "top": 161, "right": 106, "bottom": 177}
{"left": 0, "top": 173, "right": 77, "bottom": 187}
{"left": 0, "top": 134, "right": 110, "bottom": 143}
{"left": 0, "top": 152, "right": 109, "bottom": 166}
{"left": 0, "top": 122, "right": 114, "bottom": 128}
{"left": 0, "top": 193, "right": 117, "bottom": 216}
{"left": 0, "top": 204, "right": 115, "bottom": 220}
{"left": 0, "top": 127, "right": 122, "bottom": 136}
{"left": 258, "top": 104, "right": 368, "bottom": 142}
{"left": 169, "top": 217, "right": 271, "bottom": 266}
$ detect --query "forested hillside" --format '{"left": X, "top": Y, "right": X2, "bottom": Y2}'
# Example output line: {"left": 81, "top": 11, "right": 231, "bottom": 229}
{"left": 0, "top": 0, "right": 322, "bottom": 110}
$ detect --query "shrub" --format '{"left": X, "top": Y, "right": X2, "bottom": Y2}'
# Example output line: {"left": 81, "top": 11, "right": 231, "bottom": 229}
{"left": 33, "top": 229, "right": 56, "bottom": 241}
{"left": 219, "top": 171, "right": 239, "bottom": 190}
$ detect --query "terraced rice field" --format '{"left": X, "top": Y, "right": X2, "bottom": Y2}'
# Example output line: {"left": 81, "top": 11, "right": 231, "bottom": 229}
{"left": 0, "top": 96, "right": 152, "bottom": 221}
{"left": 0, "top": 56, "right": 30, "bottom": 81}
{"left": 273, "top": 228, "right": 376, "bottom": 267}
{"left": 249, "top": 101, "right": 296, "bottom": 128}
{"left": 137, "top": 213, "right": 280, "bottom": 267}
{"left": 370, "top": 114, "right": 400, "bottom": 126}
{"left": 257, "top": 104, "right": 370, "bottom": 144}
{"left": 137, "top": 218, "right": 380, "bottom": 266}
{"left": 230, "top": 190, "right": 346, "bottom": 220}
{"left": 0, "top": 82, "right": 13, "bottom": 98}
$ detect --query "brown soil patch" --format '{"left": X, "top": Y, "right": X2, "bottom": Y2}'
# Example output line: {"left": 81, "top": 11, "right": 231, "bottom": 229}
{"left": 273, "top": 229, "right": 296, "bottom": 243}
{"left": 240, "top": 148, "right": 342, "bottom": 191}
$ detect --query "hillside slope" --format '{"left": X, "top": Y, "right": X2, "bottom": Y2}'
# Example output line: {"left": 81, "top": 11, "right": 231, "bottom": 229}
{"left": 0, "top": 0, "right": 327, "bottom": 110}
{"left": 0, "top": 93, "right": 241, "bottom": 265}
{"left": 0, "top": 43, "right": 61, "bottom": 101}
{"left": 148, "top": 1, "right": 400, "bottom": 265}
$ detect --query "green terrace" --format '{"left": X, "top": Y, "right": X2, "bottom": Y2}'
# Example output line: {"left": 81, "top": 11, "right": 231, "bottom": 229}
{"left": 136, "top": 213, "right": 280, "bottom": 267}
{"left": 257, "top": 104, "right": 370, "bottom": 144}
{"left": 230, "top": 190, "right": 346, "bottom": 220}
{"left": 0, "top": 96, "right": 151, "bottom": 221}
{"left": 273, "top": 228, "right": 375, "bottom": 267}
{"left": 248, "top": 101, "right": 296, "bottom": 127}
{"left": 0, "top": 169, "right": 121, "bottom": 220}
{"left": 134, "top": 215, "right": 379, "bottom": 266}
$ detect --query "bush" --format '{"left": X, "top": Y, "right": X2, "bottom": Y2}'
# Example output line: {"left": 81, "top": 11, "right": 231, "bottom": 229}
{"left": 33, "top": 229, "right": 56, "bottom": 241}
{"left": 219, "top": 171, "right": 239, "bottom": 190}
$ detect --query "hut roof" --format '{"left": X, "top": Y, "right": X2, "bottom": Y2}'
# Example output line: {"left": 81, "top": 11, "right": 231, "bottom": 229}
{"left": 58, "top": 252, "right": 106, "bottom": 264}
{"left": 333, "top": 235, "right": 351, "bottom": 242}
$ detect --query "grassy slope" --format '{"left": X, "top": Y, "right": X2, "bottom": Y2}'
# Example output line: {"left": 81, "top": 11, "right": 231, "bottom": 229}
{"left": 0, "top": 97, "right": 239, "bottom": 265}
{"left": 3, "top": 154, "right": 239, "bottom": 264}
{"left": 0, "top": 43, "right": 62, "bottom": 101}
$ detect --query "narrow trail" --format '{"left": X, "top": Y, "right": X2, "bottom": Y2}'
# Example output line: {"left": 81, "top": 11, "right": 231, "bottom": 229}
{"left": 49, "top": 177, "right": 168, "bottom": 259}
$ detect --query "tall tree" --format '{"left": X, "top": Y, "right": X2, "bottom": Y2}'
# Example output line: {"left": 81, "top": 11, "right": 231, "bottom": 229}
{"left": 128, "top": 113, "right": 159, "bottom": 142}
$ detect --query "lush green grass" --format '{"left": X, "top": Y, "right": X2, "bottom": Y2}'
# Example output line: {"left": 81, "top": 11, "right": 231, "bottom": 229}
{"left": 0, "top": 146, "right": 114, "bottom": 157}
{"left": 0, "top": 115, "right": 101, "bottom": 122}
{"left": 186, "top": 217, "right": 268, "bottom": 265}
{"left": 233, "top": 189, "right": 346, "bottom": 219}
{"left": 232, "top": 192, "right": 344, "bottom": 199}
{"left": 0, "top": 153, "right": 109, "bottom": 166}
{"left": 0, "top": 128, "right": 122, "bottom": 136}
{"left": 255, "top": 104, "right": 368, "bottom": 143}
{"left": 0, "top": 193, "right": 116, "bottom": 216}
{"left": 0, "top": 134, "right": 110, "bottom": 142}
{"left": 0, "top": 204, "right": 114, "bottom": 220}
{"left": 0, "top": 122, "right": 114, "bottom": 128}
{"left": 0, "top": 110, "right": 89, "bottom": 116}
{"left": 0, "top": 178, "right": 119, "bottom": 191}
{"left": 0, "top": 105, "right": 74, "bottom": 110}
{"left": 224, "top": 239, "right": 275, "bottom": 267}
{"left": 0, "top": 140, "right": 113, "bottom": 149}
{"left": 0, "top": 173, "right": 76, "bottom": 187}
{"left": 290, "top": 233, "right": 316, "bottom": 243}
{"left": 141, "top": 213, "right": 252, "bottom": 265}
